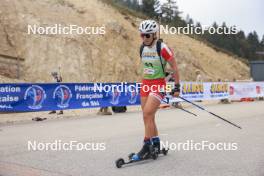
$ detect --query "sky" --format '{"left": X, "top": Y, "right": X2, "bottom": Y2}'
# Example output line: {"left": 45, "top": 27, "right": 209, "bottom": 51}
{"left": 156, "top": 0, "right": 264, "bottom": 39}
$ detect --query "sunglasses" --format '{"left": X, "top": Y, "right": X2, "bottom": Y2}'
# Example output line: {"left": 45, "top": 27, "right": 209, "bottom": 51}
{"left": 141, "top": 33, "right": 152, "bottom": 38}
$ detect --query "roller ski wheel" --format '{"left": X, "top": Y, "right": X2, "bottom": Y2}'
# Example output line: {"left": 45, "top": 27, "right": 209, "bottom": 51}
{"left": 161, "top": 148, "right": 168, "bottom": 155}
{"left": 151, "top": 152, "right": 158, "bottom": 160}
{"left": 115, "top": 158, "right": 125, "bottom": 168}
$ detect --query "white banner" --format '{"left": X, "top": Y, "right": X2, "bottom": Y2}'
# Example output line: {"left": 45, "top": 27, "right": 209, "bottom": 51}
{"left": 165, "top": 82, "right": 264, "bottom": 103}
{"left": 229, "top": 82, "right": 264, "bottom": 100}
{"left": 168, "top": 82, "right": 229, "bottom": 103}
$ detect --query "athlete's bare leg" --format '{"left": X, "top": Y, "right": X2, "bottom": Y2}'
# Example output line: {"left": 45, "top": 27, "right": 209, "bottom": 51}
{"left": 141, "top": 95, "right": 161, "bottom": 138}
{"left": 140, "top": 97, "right": 147, "bottom": 110}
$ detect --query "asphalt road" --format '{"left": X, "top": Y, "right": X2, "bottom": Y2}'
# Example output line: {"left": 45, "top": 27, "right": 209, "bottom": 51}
{"left": 0, "top": 101, "right": 264, "bottom": 176}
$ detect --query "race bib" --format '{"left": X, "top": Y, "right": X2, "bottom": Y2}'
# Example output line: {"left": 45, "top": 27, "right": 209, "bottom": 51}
{"left": 144, "top": 68, "right": 155, "bottom": 75}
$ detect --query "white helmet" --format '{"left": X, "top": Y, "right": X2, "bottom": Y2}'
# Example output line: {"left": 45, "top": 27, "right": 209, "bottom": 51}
{"left": 139, "top": 20, "right": 159, "bottom": 34}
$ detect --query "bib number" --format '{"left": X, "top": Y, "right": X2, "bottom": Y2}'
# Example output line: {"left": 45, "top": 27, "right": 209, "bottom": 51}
{"left": 144, "top": 68, "right": 155, "bottom": 75}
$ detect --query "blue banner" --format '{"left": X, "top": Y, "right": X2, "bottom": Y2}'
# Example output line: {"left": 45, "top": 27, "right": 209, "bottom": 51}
{"left": 0, "top": 83, "right": 141, "bottom": 112}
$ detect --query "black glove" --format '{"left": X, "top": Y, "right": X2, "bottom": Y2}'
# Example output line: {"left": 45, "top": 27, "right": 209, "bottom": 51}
{"left": 171, "top": 83, "right": 181, "bottom": 95}
{"left": 165, "top": 72, "right": 170, "bottom": 77}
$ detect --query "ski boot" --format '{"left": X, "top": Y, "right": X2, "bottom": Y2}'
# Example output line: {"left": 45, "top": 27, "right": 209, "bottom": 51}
{"left": 152, "top": 137, "right": 168, "bottom": 155}
{"left": 130, "top": 141, "right": 153, "bottom": 161}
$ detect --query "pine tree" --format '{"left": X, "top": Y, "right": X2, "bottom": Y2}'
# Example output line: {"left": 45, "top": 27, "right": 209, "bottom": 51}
{"left": 234, "top": 30, "right": 247, "bottom": 57}
{"left": 126, "top": 0, "right": 132, "bottom": 8}
{"left": 261, "top": 35, "right": 264, "bottom": 47}
{"left": 259, "top": 35, "right": 264, "bottom": 59}
{"left": 142, "top": 0, "right": 157, "bottom": 17}
{"left": 247, "top": 31, "right": 259, "bottom": 47}
{"left": 131, "top": 0, "right": 139, "bottom": 10}
{"left": 161, "top": 0, "right": 180, "bottom": 23}
{"left": 186, "top": 14, "right": 194, "bottom": 25}
{"left": 195, "top": 22, "right": 202, "bottom": 28}
{"left": 237, "top": 30, "right": 246, "bottom": 40}
{"left": 246, "top": 31, "right": 260, "bottom": 60}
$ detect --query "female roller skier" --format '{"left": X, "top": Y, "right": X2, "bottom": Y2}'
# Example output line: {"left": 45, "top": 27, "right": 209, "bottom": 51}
{"left": 131, "top": 20, "right": 181, "bottom": 161}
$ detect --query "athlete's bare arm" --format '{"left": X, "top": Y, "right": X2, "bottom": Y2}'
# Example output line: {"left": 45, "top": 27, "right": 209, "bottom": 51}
{"left": 168, "top": 57, "right": 180, "bottom": 85}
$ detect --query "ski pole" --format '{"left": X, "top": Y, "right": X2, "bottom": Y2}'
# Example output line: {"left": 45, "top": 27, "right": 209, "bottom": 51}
{"left": 178, "top": 96, "right": 242, "bottom": 129}
{"left": 162, "top": 97, "right": 197, "bottom": 117}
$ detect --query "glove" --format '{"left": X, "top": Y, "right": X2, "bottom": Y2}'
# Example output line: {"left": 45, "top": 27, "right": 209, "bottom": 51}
{"left": 170, "top": 83, "right": 181, "bottom": 96}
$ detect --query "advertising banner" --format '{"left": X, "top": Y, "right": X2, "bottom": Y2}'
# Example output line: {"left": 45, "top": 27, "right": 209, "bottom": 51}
{"left": 0, "top": 83, "right": 140, "bottom": 112}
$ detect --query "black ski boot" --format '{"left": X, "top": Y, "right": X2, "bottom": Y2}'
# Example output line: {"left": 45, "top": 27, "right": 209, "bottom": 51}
{"left": 131, "top": 142, "right": 151, "bottom": 161}
{"left": 152, "top": 137, "right": 161, "bottom": 154}
{"left": 152, "top": 137, "right": 169, "bottom": 156}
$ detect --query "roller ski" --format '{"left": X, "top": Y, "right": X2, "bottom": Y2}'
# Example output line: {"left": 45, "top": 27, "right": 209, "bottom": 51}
{"left": 115, "top": 138, "right": 168, "bottom": 168}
